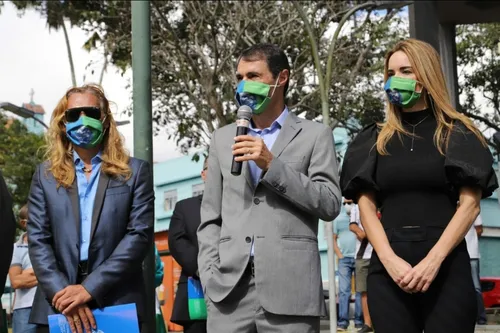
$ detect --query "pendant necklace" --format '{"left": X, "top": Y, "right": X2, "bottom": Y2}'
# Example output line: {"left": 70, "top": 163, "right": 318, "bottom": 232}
{"left": 83, "top": 166, "right": 92, "bottom": 173}
{"left": 403, "top": 115, "right": 429, "bottom": 152}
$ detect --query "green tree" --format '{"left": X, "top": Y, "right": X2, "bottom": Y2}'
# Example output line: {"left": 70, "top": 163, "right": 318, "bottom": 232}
{"left": 9, "top": 1, "right": 407, "bottom": 151}
{"left": 293, "top": 1, "right": 409, "bottom": 135}
{"left": 456, "top": 23, "right": 500, "bottom": 140}
{"left": 0, "top": 114, "right": 45, "bottom": 213}
{"left": 70, "top": 1, "right": 406, "bottom": 152}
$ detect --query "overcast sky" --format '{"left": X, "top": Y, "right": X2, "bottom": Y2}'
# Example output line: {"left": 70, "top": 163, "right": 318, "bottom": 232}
{"left": 0, "top": 1, "right": 182, "bottom": 163}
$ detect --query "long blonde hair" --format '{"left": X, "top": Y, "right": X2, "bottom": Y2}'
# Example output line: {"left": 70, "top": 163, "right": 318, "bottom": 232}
{"left": 45, "top": 84, "right": 131, "bottom": 187}
{"left": 376, "top": 38, "right": 486, "bottom": 155}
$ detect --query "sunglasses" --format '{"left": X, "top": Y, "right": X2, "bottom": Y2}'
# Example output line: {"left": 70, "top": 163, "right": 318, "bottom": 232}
{"left": 65, "top": 106, "right": 102, "bottom": 123}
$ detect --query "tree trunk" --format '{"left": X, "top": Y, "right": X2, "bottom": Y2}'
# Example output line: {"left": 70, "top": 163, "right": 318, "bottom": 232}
{"left": 62, "top": 21, "right": 77, "bottom": 87}
{"left": 99, "top": 52, "right": 109, "bottom": 86}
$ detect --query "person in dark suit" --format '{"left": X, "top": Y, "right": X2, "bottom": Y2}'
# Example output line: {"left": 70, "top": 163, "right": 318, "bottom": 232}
{"left": 168, "top": 157, "right": 208, "bottom": 333}
{"left": 27, "top": 84, "right": 154, "bottom": 333}
{"left": 0, "top": 169, "right": 16, "bottom": 293}
{"left": 0, "top": 169, "right": 16, "bottom": 331}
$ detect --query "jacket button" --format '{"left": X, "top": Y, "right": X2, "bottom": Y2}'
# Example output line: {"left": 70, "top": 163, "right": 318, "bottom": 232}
{"left": 245, "top": 237, "right": 251, "bottom": 243}
{"left": 253, "top": 198, "right": 260, "bottom": 205}
{"left": 278, "top": 186, "right": 285, "bottom": 192}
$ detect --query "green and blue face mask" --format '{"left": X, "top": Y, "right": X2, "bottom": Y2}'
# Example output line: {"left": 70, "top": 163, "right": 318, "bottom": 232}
{"left": 235, "top": 76, "right": 280, "bottom": 115}
{"left": 65, "top": 107, "right": 105, "bottom": 148}
{"left": 384, "top": 76, "right": 422, "bottom": 108}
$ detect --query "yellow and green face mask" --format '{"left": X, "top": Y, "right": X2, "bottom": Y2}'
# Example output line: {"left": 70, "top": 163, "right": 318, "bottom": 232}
{"left": 235, "top": 77, "right": 280, "bottom": 115}
{"left": 384, "top": 76, "right": 422, "bottom": 108}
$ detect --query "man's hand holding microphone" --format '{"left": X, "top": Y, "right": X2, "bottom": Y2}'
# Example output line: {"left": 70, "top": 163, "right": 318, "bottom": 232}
{"left": 231, "top": 105, "right": 274, "bottom": 175}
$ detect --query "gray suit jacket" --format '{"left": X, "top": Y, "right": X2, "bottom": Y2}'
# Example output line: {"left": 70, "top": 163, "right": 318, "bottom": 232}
{"left": 197, "top": 111, "right": 341, "bottom": 317}
{"left": 27, "top": 158, "right": 154, "bottom": 325}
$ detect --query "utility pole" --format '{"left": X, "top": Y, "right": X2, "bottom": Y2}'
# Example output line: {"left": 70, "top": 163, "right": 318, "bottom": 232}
{"left": 131, "top": 2, "right": 155, "bottom": 333}
{"left": 325, "top": 222, "right": 337, "bottom": 330}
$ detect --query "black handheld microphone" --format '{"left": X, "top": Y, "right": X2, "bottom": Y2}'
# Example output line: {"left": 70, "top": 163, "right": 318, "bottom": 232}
{"left": 231, "top": 105, "right": 253, "bottom": 176}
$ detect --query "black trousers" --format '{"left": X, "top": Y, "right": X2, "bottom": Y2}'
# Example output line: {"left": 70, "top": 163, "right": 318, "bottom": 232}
{"left": 183, "top": 320, "right": 208, "bottom": 333}
{"left": 35, "top": 326, "right": 49, "bottom": 333}
{"left": 368, "top": 227, "right": 477, "bottom": 333}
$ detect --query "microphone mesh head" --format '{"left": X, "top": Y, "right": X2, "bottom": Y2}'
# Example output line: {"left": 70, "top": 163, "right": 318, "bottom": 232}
{"left": 236, "top": 105, "right": 253, "bottom": 120}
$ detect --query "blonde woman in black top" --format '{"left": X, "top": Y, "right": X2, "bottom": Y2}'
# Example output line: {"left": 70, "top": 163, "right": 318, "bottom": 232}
{"left": 340, "top": 39, "right": 498, "bottom": 333}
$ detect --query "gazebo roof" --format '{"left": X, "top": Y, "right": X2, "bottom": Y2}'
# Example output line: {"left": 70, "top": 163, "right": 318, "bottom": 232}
{"left": 436, "top": 1, "right": 500, "bottom": 24}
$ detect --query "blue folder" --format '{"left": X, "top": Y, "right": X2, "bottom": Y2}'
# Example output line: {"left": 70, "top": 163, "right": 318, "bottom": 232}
{"left": 48, "top": 303, "right": 140, "bottom": 333}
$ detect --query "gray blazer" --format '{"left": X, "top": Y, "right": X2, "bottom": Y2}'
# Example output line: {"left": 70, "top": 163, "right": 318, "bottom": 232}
{"left": 197, "top": 111, "right": 341, "bottom": 317}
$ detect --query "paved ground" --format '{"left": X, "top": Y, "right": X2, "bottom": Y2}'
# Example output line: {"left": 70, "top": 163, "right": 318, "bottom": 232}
{"left": 475, "top": 327, "right": 500, "bottom": 333}
{"left": 319, "top": 320, "right": 500, "bottom": 332}
{"left": 317, "top": 310, "right": 500, "bottom": 332}
{"left": 319, "top": 325, "right": 500, "bottom": 332}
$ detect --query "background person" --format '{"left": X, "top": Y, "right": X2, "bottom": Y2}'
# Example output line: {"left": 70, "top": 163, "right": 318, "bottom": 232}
{"left": 9, "top": 204, "right": 38, "bottom": 333}
{"left": 169, "top": 157, "right": 208, "bottom": 333}
{"left": 333, "top": 199, "right": 363, "bottom": 331}
{"left": 349, "top": 204, "right": 373, "bottom": 333}
{"left": 464, "top": 214, "right": 487, "bottom": 325}
{"left": 0, "top": 169, "right": 16, "bottom": 333}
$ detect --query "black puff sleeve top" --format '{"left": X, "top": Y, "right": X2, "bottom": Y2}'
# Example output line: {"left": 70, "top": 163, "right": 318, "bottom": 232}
{"left": 340, "top": 109, "right": 498, "bottom": 229}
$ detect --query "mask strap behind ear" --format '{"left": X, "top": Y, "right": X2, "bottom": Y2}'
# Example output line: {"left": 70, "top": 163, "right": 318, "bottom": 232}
{"left": 102, "top": 115, "right": 110, "bottom": 131}
{"left": 270, "top": 72, "right": 281, "bottom": 97}
{"left": 415, "top": 81, "right": 424, "bottom": 94}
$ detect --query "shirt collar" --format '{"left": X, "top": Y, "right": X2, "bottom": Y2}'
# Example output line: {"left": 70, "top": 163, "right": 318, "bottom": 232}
{"left": 73, "top": 150, "right": 103, "bottom": 166}
{"left": 249, "top": 106, "right": 289, "bottom": 131}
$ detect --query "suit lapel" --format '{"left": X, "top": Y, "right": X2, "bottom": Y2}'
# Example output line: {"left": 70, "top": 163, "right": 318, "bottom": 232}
{"left": 271, "top": 112, "right": 302, "bottom": 157}
{"left": 67, "top": 180, "right": 80, "bottom": 237}
{"left": 90, "top": 171, "right": 110, "bottom": 243}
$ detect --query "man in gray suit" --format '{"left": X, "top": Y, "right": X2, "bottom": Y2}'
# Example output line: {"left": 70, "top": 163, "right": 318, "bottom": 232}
{"left": 197, "top": 43, "right": 341, "bottom": 333}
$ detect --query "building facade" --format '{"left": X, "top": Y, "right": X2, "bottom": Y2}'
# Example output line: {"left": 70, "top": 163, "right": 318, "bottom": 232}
{"left": 20, "top": 96, "right": 46, "bottom": 135}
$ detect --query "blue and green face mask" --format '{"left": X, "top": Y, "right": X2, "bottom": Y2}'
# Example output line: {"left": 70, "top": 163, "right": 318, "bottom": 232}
{"left": 235, "top": 76, "right": 280, "bottom": 115}
{"left": 66, "top": 115, "right": 105, "bottom": 148}
{"left": 384, "top": 76, "right": 422, "bottom": 108}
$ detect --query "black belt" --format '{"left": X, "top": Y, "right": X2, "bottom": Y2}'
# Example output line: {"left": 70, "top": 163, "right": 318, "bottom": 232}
{"left": 77, "top": 261, "right": 89, "bottom": 283}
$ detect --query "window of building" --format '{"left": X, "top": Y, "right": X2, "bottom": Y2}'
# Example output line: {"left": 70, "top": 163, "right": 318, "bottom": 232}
{"left": 164, "top": 190, "right": 177, "bottom": 211}
{"left": 192, "top": 183, "right": 204, "bottom": 197}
